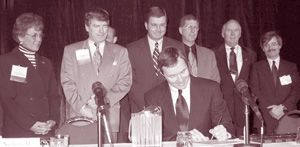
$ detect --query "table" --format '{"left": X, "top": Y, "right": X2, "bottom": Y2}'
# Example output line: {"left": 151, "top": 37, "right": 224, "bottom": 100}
{"left": 70, "top": 139, "right": 300, "bottom": 147}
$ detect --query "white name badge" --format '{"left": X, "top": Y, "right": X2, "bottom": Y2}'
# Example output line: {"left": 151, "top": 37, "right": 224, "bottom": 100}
{"left": 280, "top": 75, "right": 292, "bottom": 85}
{"left": 0, "top": 137, "right": 40, "bottom": 147}
{"left": 76, "top": 49, "right": 91, "bottom": 65}
{"left": 10, "top": 65, "right": 27, "bottom": 83}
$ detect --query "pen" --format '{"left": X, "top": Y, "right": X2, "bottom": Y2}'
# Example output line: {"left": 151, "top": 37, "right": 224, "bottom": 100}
{"left": 210, "top": 116, "right": 223, "bottom": 140}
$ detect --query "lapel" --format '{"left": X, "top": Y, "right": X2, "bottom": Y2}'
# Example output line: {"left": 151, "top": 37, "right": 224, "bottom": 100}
{"left": 161, "top": 83, "right": 181, "bottom": 131}
{"left": 78, "top": 40, "right": 98, "bottom": 79}
{"left": 216, "top": 44, "right": 234, "bottom": 84}
{"left": 98, "top": 42, "right": 115, "bottom": 77}
{"left": 188, "top": 77, "right": 205, "bottom": 130}
{"left": 237, "top": 46, "right": 251, "bottom": 81}
{"left": 276, "top": 59, "right": 288, "bottom": 90}
{"left": 138, "top": 37, "right": 156, "bottom": 73}
{"left": 260, "top": 59, "right": 277, "bottom": 90}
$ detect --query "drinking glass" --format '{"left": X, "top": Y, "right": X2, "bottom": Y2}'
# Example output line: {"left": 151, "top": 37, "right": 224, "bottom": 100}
{"left": 176, "top": 131, "right": 192, "bottom": 147}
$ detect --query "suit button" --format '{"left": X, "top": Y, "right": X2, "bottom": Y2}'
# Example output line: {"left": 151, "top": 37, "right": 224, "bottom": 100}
{"left": 44, "top": 97, "right": 48, "bottom": 100}
{"left": 29, "top": 98, "right": 34, "bottom": 101}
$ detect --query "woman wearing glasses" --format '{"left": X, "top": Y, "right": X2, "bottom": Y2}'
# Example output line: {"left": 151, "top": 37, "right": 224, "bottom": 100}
{"left": 0, "top": 13, "right": 60, "bottom": 137}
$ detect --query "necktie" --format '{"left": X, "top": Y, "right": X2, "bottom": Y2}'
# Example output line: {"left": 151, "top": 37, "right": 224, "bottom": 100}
{"left": 229, "top": 47, "right": 238, "bottom": 76}
{"left": 153, "top": 42, "right": 160, "bottom": 76}
{"left": 272, "top": 61, "right": 278, "bottom": 85}
{"left": 94, "top": 43, "right": 102, "bottom": 74}
{"left": 176, "top": 89, "right": 189, "bottom": 131}
{"left": 188, "top": 47, "right": 197, "bottom": 76}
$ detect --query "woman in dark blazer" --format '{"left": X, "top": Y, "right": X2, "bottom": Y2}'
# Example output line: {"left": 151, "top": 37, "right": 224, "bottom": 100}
{"left": 0, "top": 13, "right": 60, "bottom": 137}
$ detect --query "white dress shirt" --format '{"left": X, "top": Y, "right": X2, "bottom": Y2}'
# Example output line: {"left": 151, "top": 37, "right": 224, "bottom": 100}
{"left": 148, "top": 36, "right": 163, "bottom": 56}
{"left": 267, "top": 57, "right": 280, "bottom": 71}
{"left": 225, "top": 44, "right": 243, "bottom": 82}
{"left": 88, "top": 39, "right": 105, "bottom": 59}
{"left": 169, "top": 78, "right": 191, "bottom": 114}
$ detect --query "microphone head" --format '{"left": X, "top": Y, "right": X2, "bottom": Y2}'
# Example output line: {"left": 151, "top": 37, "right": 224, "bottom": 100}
{"left": 235, "top": 79, "right": 248, "bottom": 93}
{"left": 92, "top": 81, "right": 104, "bottom": 95}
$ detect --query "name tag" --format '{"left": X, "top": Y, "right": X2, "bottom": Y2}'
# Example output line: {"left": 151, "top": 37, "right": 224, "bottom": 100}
{"left": 10, "top": 65, "right": 27, "bottom": 83}
{"left": 280, "top": 75, "right": 292, "bottom": 85}
{"left": 76, "top": 49, "right": 91, "bottom": 65}
{"left": 0, "top": 137, "right": 40, "bottom": 147}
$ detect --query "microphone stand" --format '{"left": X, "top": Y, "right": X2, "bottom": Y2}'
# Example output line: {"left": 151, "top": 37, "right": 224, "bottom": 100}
{"left": 234, "top": 101, "right": 259, "bottom": 147}
{"left": 97, "top": 106, "right": 113, "bottom": 147}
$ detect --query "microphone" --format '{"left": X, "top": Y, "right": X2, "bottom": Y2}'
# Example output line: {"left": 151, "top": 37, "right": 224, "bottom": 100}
{"left": 92, "top": 81, "right": 106, "bottom": 112}
{"left": 235, "top": 79, "right": 264, "bottom": 122}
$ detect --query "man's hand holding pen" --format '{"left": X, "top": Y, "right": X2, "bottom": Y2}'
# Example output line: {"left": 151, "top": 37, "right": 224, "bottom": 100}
{"left": 209, "top": 125, "right": 231, "bottom": 142}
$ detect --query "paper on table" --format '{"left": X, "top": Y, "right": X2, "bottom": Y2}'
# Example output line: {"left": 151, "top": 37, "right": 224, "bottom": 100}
{"left": 193, "top": 138, "right": 243, "bottom": 146}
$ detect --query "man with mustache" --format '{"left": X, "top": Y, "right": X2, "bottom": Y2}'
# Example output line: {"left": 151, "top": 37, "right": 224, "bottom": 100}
{"left": 213, "top": 19, "right": 257, "bottom": 136}
{"left": 249, "top": 31, "right": 300, "bottom": 134}
{"left": 126, "top": 6, "right": 182, "bottom": 113}
{"left": 60, "top": 7, "right": 132, "bottom": 143}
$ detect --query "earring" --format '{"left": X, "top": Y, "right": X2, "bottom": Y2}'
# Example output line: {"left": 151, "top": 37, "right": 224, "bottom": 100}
{"left": 20, "top": 41, "right": 23, "bottom": 45}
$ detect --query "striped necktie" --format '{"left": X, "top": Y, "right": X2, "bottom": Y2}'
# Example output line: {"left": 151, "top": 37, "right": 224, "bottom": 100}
{"left": 152, "top": 42, "right": 160, "bottom": 76}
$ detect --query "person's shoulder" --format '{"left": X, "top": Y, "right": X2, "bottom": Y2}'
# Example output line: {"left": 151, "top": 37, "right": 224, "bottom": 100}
{"left": 240, "top": 45, "right": 256, "bottom": 54}
{"left": 0, "top": 48, "right": 20, "bottom": 61}
{"left": 65, "top": 40, "right": 86, "bottom": 49}
{"left": 196, "top": 45, "right": 215, "bottom": 55}
{"left": 163, "top": 36, "right": 181, "bottom": 45}
{"left": 191, "top": 76, "right": 219, "bottom": 87}
{"left": 126, "top": 37, "right": 147, "bottom": 49}
{"left": 145, "top": 81, "right": 168, "bottom": 96}
{"left": 280, "top": 59, "right": 297, "bottom": 68}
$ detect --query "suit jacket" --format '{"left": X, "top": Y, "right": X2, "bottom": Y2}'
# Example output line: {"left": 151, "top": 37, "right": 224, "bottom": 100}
{"left": 60, "top": 40, "right": 132, "bottom": 132}
{"left": 0, "top": 48, "right": 60, "bottom": 137}
{"left": 126, "top": 36, "right": 183, "bottom": 113}
{"left": 144, "top": 76, "right": 235, "bottom": 141}
{"left": 213, "top": 44, "right": 256, "bottom": 135}
{"left": 249, "top": 59, "right": 300, "bottom": 134}
{"left": 182, "top": 43, "right": 220, "bottom": 83}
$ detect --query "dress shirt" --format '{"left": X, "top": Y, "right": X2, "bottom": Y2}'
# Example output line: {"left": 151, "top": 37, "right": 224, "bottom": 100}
{"left": 169, "top": 78, "right": 191, "bottom": 114}
{"left": 88, "top": 39, "right": 105, "bottom": 59}
{"left": 267, "top": 57, "right": 280, "bottom": 71}
{"left": 225, "top": 44, "right": 243, "bottom": 81}
{"left": 148, "top": 36, "right": 163, "bottom": 56}
{"left": 184, "top": 44, "right": 198, "bottom": 62}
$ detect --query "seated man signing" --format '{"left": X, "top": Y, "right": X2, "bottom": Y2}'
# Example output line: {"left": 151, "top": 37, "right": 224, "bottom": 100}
{"left": 144, "top": 47, "right": 235, "bottom": 142}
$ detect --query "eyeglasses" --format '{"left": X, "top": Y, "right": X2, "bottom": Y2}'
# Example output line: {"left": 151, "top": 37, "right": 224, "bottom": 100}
{"left": 26, "top": 33, "right": 44, "bottom": 40}
{"left": 264, "top": 42, "right": 279, "bottom": 48}
{"left": 182, "top": 25, "right": 199, "bottom": 30}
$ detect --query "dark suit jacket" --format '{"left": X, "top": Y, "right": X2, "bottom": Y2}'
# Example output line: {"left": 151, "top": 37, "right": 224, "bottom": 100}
{"left": 126, "top": 36, "right": 183, "bottom": 113}
{"left": 144, "top": 76, "right": 235, "bottom": 141}
{"left": 249, "top": 59, "right": 300, "bottom": 134}
{"left": 213, "top": 44, "right": 256, "bottom": 135}
{"left": 0, "top": 48, "right": 60, "bottom": 137}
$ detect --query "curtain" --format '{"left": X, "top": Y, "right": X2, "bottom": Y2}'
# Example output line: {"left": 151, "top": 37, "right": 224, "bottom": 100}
{"left": 0, "top": 0, "right": 286, "bottom": 127}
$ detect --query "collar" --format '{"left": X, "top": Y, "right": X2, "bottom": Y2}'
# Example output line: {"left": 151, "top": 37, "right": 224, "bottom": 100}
{"left": 147, "top": 35, "right": 163, "bottom": 46}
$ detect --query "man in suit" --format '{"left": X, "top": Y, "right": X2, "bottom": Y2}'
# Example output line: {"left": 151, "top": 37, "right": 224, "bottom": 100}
{"left": 126, "top": 6, "right": 182, "bottom": 113}
{"left": 60, "top": 7, "right": 132, "bottom": 143}
{"left": 144, "top": 47, "right": 234, "bottom": 141}
{"left": 213, "top": 19, "right": 257, "bottom": 136}
{"left": 250, "top": 31, "right": 300, "bottom": 134}
{"left": 179, "top": 14, "right": 220, "bottom": 82}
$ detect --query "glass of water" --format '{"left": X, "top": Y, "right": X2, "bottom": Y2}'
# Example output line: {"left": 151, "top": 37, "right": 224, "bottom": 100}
{"left": 176, "top": 131, "right": 192, "bottom": 147}
{"left": 50, "top": 134, "right": 68, "bottom": 147}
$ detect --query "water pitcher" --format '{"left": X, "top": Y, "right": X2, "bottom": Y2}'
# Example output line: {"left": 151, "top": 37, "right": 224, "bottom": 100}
{"left": 129, "top": 106, "right": 162, "bottom": 147}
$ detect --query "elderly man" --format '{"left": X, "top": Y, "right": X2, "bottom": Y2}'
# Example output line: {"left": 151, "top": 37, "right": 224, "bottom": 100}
{"left": 60, "top": 7, "right": 132, "bottom": 143}
{"left": 179, "top": 14, "right": 220, "bottom": 82}
{"left": 126, "top": 6, "right": 182, "bottom": 113}
{"left": 145, "top": 47, "right": 235, "bottom": 141}
{"left": 213, "top": 19, "right": 257, "bottom": 136}
{"left": 250, "top": 31, "right": 300, "bottom": 134}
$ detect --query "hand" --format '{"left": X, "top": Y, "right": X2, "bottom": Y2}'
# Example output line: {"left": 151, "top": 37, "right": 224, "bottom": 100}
{"left": 267, "top": 105, "right": 285, "bottom": 120}
{"left": 45, "top": 120, "right": 56, "bottom": 128}
{"left": 80, "top": 105, "right": 94, "bottom": 118}
{"left": 209, "top": 125, "right": 230, "bottom": 142}
{"left": 189, "top": 129, "right": 209, "bottom": 142}
{"left": 30, "top": 121, "right": 51, "bottom": 135}
{"left": 88, "top": 95, "right": 98, "bottom": 109}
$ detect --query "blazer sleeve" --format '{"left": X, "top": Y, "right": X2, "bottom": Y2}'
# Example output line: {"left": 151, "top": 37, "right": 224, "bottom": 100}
{"left": 210, "top": 52, "right": 221, "bottom": 83}
{"left": 60, "top": 46, "right": 85, "bottom": 114}
{"left": 281, "top": 64, "right": 300, "bottom": 110}
{"left": 106, "top": 48, "right": 132, "bottom": 106}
